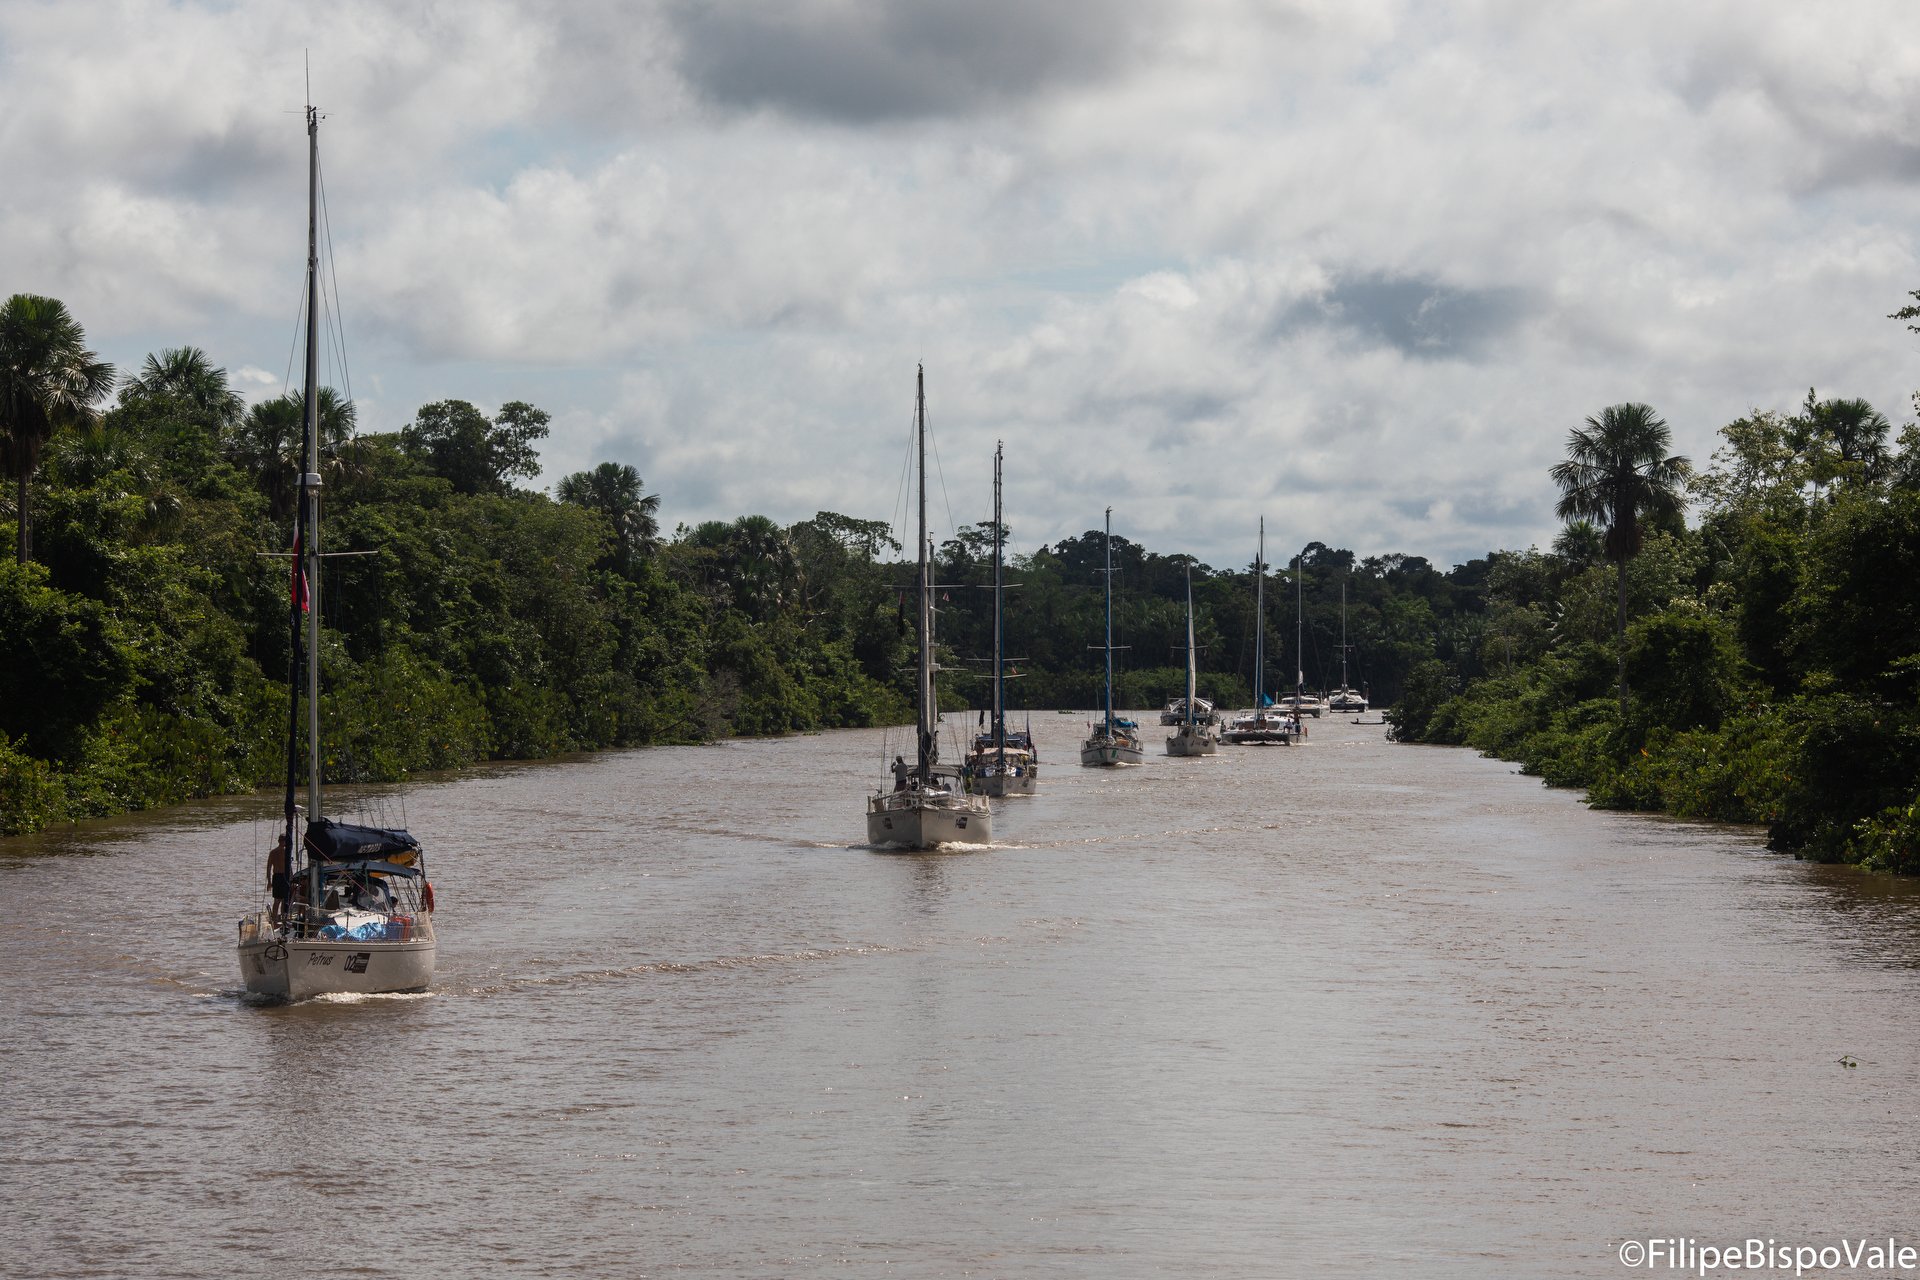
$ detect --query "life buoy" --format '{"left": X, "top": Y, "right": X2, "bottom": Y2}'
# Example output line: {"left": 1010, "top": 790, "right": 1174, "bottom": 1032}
{"left": 422, "top": 881, "right": 436, "bottom": 913}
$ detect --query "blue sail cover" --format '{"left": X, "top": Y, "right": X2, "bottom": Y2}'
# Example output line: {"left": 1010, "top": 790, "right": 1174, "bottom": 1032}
{"left": 306, "top": 818, "right": 421, "bottom": 863}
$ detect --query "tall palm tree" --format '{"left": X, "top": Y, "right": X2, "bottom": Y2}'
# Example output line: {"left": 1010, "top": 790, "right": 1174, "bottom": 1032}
{"left": 1551, "top": 519, "right": 1606, "bottom": 571}
{"left": 680, "top": 514, "right": 795, "bottom": 618}
{"left": 555, "top": 461, "right": 660, "bottom": 565}
{"left": 120, "top": 346, "right": 244, "bottom": 428}
{"left": 1549, "top": 403, "right": 1690, "bottom": 717}
{"left": 226, "top": 388, "right": 356, "bottom": 522}
{"left": 1808, "top": 394, "right": 1890, "bottom": 482}
{"left": 0, "top": 295, "right": 116, "bottom": 564}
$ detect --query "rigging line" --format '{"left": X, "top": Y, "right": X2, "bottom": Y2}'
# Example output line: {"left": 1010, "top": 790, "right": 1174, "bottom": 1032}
{"left": 888, "top": 381, "right": 915, "bottom": 552}
{"left": 923, "top": 399, "right": 958, "bottom": 550}
{"left": 889, "top": 392, "right": 916, "bottom": 557}
{"left": 317, "top": 149, "right": 354, "bottom": 406}
{"left": 282, "top": 274, "right": 306, "bottom": 398}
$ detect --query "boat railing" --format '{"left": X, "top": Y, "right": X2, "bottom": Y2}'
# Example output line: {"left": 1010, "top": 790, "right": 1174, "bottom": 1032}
{"left": 238, "top": 908, "right": 436, "bottom": 944}
{"left": 870, "top": 784, "right": 991, "bottom": 814}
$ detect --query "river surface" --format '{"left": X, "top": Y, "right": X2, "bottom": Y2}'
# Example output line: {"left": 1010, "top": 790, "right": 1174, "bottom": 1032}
{"left": 4, "top": 715, "right": 1919, "bottom": 1278}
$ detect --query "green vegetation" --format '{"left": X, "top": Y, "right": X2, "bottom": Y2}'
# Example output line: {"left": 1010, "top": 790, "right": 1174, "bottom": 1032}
{"left": 7, "top": 291, "right": 1918, "bottom": 882}
{"left": 1391, "top": 385, "right": 1920, "bottom": 876}
{"left": 0, "top": 299, "right": 1503, "bottom": 836}
{"left": 0, "top": 301, "right": 922, "bottom": 834}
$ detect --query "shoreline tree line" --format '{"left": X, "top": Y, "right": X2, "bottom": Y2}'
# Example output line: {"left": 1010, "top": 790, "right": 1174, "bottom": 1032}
{"left": 3, "top": 291, "right": 1917, "bottom": 878}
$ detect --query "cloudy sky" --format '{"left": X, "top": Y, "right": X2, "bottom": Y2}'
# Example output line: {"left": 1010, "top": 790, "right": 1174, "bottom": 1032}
{"left": 5, "top": 0, "right": 1918, "bottom": 569}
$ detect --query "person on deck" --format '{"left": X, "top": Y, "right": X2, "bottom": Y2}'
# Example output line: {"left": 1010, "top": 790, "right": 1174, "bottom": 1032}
{"left": 266, "top": 835, "right": 291, "bottom": 922}
{"left": 892, "top": 756, "right": 910, "bottom": 790}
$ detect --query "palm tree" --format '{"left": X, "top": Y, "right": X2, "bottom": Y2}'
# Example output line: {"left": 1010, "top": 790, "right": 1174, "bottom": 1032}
{"left": 554, "top": 461, "right": 660, "bottom": 566}
{"left": 0, "top": 295, "right": 116, "bottom": 564}
{"left": 1804, "top": 393, "right": 1890, "bottom": 484}
{"left": 226, "top": 388, "right": 356, "bottom": 522}
{"left": 679, "top": 514, "right": 795, "bottom": 618}
{"left": 1551, "top": 519, "right": 1606, "bottom": 571}
{"left": 120, "top": 346, "right": 243, "bottom": 428}
{"left": 1549, "top": 403, "right": 1690, "bottom": 717}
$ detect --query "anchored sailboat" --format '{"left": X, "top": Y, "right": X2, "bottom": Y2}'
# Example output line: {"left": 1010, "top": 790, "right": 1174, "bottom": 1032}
{"left": 1222, "top": 518, "right": 1298, "bottom": 745}
{"left": 1327, "top": 580, "right": 1369, "bottom": 713}
{"left": 965, "top": 442, "right": 1038, "bottom": 796}
{"left": 1080, "top": 508, "right": 1144, "bottom": 767}
{"left": 867, "top": 367, "right": 993, "bottom": 849}
{"left": 1165, "top": 567, "right": 1217, "bottom": 756}
{"left": 237, "top": 105, "right": 437, "bottom": 1000}
{"left": 1275, "top": 548, "right": 1323, "bottom": 720}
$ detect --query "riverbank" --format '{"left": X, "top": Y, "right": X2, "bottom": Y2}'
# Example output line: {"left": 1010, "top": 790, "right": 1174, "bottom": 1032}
{"left": 1388, "top": 673, "right": 1920, "bottom": 876}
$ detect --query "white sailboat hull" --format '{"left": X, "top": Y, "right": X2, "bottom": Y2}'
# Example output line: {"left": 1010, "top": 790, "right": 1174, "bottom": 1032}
{"left": 1080, "top": 738, "right": 1145, "bottom": 767}
{"left": 1165, "top": 725, "right": 1218, "bottom": 756}
{"left": 965, "top": 749, "right": 1039, "bottom": 797}
{"left": 974, "top": 771, "right": 1037, "bottom": 797}
{"left": 1221, "top": 713, "right": 1299, "bottom": 745}
{"left": 238, "top": 933, "right": 436, "bottom": 1000}
{"left": 867, "top": 794, "right": 992, "bottom": 849}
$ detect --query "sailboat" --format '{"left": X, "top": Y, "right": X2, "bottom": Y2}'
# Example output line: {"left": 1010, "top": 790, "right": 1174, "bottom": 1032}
{"left": 965, "top": 442, "right": 1038, "bottom": 796}
{"left": 1327, "top": 580, "right": 1369, "bottom": 713}
{"left": 1080, "top": 508, "right": 1145, "bottom": 767}
{"left": 1274, "top": 549, "right": 1323, "bottom": 720}
{"left": 237, "top": 105, "right": 437, "bottom": 999}
{"left": 867, "top": 367, "right": 994, "bottom": 849}
{"left": 1165, "top": 568, "right": 1218, "bottom": 756}
{"left": 1222, "top": 518, "right": 1297, "bottom": 745}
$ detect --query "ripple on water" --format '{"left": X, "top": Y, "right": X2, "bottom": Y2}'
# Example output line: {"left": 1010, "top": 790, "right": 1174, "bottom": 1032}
{"left": 5, "top": 716, "right": 1920, "bottom": 1276}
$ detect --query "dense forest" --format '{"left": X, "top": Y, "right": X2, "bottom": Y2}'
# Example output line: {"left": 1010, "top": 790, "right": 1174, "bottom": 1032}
{"left": 0, "top": 296, "right": 1490, "bottom": 836}
{"left": 5, "top": 290, "right": 1919, "bottom": 882}
{"left": 1388, "top": 378, "right": 1920, "bottom": 876}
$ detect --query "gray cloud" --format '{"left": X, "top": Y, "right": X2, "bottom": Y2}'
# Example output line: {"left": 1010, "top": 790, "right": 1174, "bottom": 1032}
{"left": 1278, "top": 273, "right": 1534, "bottom": 362}
{"left": 669, "top": 0, "right": 1152, "bottom": 121}
{"left": 6, "top": 0, "right": 1920, "bottom": 575}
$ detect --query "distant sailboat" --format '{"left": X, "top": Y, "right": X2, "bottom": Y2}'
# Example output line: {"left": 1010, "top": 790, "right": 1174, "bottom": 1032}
{"left": 237, "top": 104, "right": 437, "bottom": 1000}
{"left": 867, "top": 367, "right": 993, "bottom": 849}
{"left": 1275, "top": 548, "right": 1323, "bottom": 720}
{"left": 1221, "top": 518, "right": 1298, "bottom": 746}
{"left": 1165, "top": 567, "right": 1217, "bottom": 757}
{"left": 1080, "top": 508, "right": 1144, "bottom": 767}
{"left": 1327, "top": 579, "right": 1369, "bottom": 713}
{"left": 966, "top": 442, "right": 1038, "bottom": 796}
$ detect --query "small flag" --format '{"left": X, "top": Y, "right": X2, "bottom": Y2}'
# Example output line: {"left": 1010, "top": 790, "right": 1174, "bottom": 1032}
{"left": 291, "top": 533, "right": 309, "bottom": 613}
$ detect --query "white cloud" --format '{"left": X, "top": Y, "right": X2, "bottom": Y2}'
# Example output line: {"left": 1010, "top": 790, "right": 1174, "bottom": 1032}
{"left": 4, "top": 0, "right": 1918, "bottom": 569}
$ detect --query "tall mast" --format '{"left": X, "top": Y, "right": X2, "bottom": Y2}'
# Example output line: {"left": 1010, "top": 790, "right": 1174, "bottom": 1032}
{"left": 1103, "top": 507, "right": 1114, "bottom": 732}
{"left": 915, "top": 366, "right": 935, "bottom": 777}
{"left": 1295, "top": 549, "right": 1304, "bottom": 702}
{"left": 1184, "top": 567, "right": 1197, "bottom": 726}
{"left": 992, "top": 441, "right": 1005, "bottom": 756}
{"left": 1340, "top": 579, "right": 1349, "bottom": 691}
{"left": 1254, "top": 518, "right": 1265, "bottom": 707}
{"left": 303, "top": 104, "right": 324, "bottom": 824}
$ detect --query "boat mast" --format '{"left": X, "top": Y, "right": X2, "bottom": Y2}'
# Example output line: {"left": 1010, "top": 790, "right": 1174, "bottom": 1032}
{"left": 1295, "top": 549, "right": 1304, "bottom": 704}
{"left": 1340, "top": 579, "right": 1349, "bottom": 692}
{"left": 992, "top": 440, "right": 1005, "bottom": 761}
{"left": 915, "top": 366, "right": 935, "bottom": 779}
{"left": 1103, "top": 506, "right": 1114, "bottom": 733}
{"left": 1184, "top": 567, "right": 1197, "bottom": 727}
{"left": 302, "top": 104, "right": 324, "bottom": 825}
{"left": 1253, "top": 518, "right": 1265, "bottom": 708}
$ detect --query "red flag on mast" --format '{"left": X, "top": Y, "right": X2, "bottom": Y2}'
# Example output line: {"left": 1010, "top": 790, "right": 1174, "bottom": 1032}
{"left": 290, "top": 533, "right": 309, "bottom": 613}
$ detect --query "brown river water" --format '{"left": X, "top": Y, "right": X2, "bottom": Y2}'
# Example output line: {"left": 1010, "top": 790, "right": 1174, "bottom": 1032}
{"left": 4, "top": 715, "right": 1919, "bottom": 1278}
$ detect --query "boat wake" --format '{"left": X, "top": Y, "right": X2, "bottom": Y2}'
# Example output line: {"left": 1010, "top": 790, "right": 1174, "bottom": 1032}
{"left": 201, "top": 985, "right": 436, "bottom": 1007}
{"left": 453, "top": 942, "right": 908, "bottom": 998}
